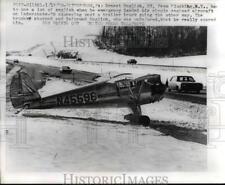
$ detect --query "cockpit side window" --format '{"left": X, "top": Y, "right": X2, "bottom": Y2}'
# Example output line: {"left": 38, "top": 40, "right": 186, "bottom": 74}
{"left": 116, "top": 79, "right": 135, "bottom": 89}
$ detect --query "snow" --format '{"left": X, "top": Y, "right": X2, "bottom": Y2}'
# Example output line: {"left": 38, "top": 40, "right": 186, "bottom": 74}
{"left": 38, "top": 78, "right": 79, "bottom": 98}
{"left": 5, "top": 77, "right": 206, "bottom": 173}
{"left": 142, "top": 99, "right": 206, "bottom": 130}
{"left": 75, "top": 46, "right": 207, "bottom": 68}
{"left": 20, "top": 98, "right": 206, "bottom": 131}
{"left": 9, "top": 40, "right": 207, "bottom": 67}
{"left": 5, "top": 114, "right": 206, "bottom": 172}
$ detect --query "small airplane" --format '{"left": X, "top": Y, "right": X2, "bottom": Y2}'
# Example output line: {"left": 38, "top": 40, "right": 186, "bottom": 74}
{"left": 10, "top": 71, "right": 166, "bottom": 126}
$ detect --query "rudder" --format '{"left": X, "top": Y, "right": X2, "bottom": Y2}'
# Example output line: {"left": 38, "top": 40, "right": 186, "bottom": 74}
{"left": 10, "top": 71, "right": 41, "bottom": 108}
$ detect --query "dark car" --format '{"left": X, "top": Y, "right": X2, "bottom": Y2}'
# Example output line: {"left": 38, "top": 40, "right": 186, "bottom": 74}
{"left": 13, "top": 59, "right": 19, "bottom": 63}
{"left": 60, "top": 66, "right": 72, "bottom": 74}
{"left": 127, "top": 59, "right": 137, "bottom": 64}
{"left": 167, "top": 75, "right": 203, "bottom": 93}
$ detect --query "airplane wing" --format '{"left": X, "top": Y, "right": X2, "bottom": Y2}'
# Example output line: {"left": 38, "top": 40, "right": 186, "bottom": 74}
{"left": 6, "top": 57, "right": 102, "bottom": 84}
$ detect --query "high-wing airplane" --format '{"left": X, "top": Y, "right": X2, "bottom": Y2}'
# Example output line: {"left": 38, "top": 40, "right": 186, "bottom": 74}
{"left": 10, "top": 71, "right": 166, "bottom": 126}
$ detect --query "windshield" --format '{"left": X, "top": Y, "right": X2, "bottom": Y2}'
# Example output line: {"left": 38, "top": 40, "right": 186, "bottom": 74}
{"left": 177, "top": 76, "right": 195, "bottom": 82}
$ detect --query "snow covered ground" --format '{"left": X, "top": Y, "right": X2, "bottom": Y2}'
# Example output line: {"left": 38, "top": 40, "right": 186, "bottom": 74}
{"left": 70, "top": 45, "right": 207, "bottom": 68}
{"left": 11, "top": 38, "right": 207, "bottom": 68}
{"left": 6, "top": 34, "right": 207, "bottom": 87}
{"left": 5, "top": 111, "right": 206, "bottom": 172}
{"left": 4, "top": 76, "right": 207, "bottom": 172}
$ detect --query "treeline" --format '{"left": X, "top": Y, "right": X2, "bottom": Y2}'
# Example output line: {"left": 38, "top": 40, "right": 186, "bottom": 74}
{"left": 94, "top": 26, "right": 207, "bottom": 57}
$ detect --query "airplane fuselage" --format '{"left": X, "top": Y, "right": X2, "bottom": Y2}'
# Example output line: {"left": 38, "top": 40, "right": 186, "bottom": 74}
{"left": 24, "top": 74, "right": 165, "bottom": 109}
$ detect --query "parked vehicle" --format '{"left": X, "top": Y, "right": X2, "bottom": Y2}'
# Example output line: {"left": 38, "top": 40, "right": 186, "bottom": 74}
{"left": 13, "top": 59, "right": 19, "bottom": 63}
{"left": 167, "top": 75, "right": 203, "bottom": 93}
{"left": 60, "top": 66, "right": 72, "bottom": 74}
{"left": 127, "top": 59, "right": 137, "bottom": 64}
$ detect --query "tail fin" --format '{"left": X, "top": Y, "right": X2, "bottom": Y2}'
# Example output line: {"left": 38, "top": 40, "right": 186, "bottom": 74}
{"left": 10, "top": 71, "right": 41, "bottom": 108}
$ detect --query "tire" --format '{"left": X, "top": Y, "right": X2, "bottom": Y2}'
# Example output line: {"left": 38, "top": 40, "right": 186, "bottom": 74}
{"left": 139, "top": 116, "right": 150, "bottom": 126}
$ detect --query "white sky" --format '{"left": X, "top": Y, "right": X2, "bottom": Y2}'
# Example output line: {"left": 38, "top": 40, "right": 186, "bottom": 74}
{"left": 5, "top": 25, "right": 101, "bottom": 51}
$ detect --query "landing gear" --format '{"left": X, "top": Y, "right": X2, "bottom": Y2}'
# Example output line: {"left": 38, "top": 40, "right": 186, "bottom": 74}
{"left": 124, "top": 104, "right": 151, "bottom": 126}
{"left": 124, "top": 114, "right": 150, "bottom": 126}
{"left": 139, "top": 115, "right": 151, "bottom": 126}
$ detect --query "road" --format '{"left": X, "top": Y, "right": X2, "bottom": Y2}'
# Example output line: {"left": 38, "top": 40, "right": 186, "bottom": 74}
{"left": 165, "top": 90, "right": 206, "bottom": 105}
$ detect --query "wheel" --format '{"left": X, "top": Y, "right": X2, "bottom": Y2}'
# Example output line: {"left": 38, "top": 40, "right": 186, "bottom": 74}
{"left": 139, "top": 115, "right": 150, "bottom": 126}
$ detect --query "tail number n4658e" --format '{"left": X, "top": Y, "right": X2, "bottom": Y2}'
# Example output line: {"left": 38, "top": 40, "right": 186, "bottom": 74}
{"left": 57, "top": 92, "right": 97, "bottom": 105}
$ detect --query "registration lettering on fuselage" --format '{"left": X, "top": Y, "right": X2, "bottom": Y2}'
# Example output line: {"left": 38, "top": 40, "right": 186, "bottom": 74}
{"left": 57, "top": 92, "right": 97, "bottom": 106}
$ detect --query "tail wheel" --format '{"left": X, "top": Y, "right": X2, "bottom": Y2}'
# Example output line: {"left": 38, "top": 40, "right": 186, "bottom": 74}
{"left": 139, "top": 115, "right": 150, "bottom": 126}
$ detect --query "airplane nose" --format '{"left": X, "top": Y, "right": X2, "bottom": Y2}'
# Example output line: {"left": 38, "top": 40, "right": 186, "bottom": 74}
{"left": 152, "top": 83, "right": 166, "bottom": 95}
{"left": 150, "top": 83, "right": 166, "bottom": 102}
{"left": 145, "top": 74, "right": 166, "bottom": 101}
